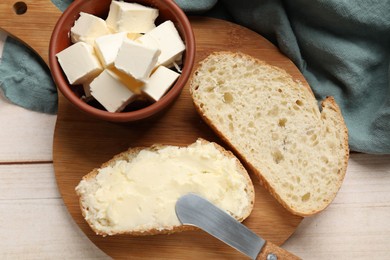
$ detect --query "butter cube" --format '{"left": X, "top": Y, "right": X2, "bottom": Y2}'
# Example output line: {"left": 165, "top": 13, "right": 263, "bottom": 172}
{"left": 90, "top": 69, "right": 137, "bottom": 112}
{"left": 143, "top": 66, "right": 180, "bottom": 102}
{"left": 95, "top": 32, "right": 127, "bottom": 67}
{"left": 114, "top": 40, "right": 160, "bottom": 82}
{"left": 109, "top": 67, "right": 144, "bottom": 94}
{"left": 56, "top": 42, "right": 103, "bottom": 85}
{"left": 106, "top": 1, "right": 158, "bottom": 33}
{"left": 71, "top": 12, "right": 111, "bottom": 46}
{"left": 138, "top": 21, "right": 185, "bottom": 68}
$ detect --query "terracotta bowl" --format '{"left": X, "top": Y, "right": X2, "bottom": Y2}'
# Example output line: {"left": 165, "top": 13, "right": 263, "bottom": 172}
{"left": 49, "top": 0, "right": 195, "bottom": 122}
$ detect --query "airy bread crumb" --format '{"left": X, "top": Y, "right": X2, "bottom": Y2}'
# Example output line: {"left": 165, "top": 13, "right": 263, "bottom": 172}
{"left": 190, "top": 52, "right": 349, "bottom": 216}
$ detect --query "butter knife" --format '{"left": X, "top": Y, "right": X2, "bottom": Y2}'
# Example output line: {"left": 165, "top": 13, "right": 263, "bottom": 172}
{"left": 175, "top": 193, "right": 300, "bottom": 260}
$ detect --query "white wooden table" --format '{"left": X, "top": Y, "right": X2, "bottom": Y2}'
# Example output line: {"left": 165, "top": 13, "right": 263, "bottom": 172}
{"left": 1, "top": 32, "right": 390, "bottom": 259}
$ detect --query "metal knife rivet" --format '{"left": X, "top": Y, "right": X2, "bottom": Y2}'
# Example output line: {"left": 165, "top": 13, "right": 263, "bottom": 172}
{"left": 267, "top": 253, "right": 278, "bottom": 260}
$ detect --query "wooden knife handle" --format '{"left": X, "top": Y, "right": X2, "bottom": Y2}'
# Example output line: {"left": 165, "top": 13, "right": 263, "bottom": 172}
{"left": 257, "top": 241, "right": 301, "bottom": 260}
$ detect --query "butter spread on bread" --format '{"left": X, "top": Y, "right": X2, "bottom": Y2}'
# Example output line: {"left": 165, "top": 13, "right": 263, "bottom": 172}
{"left": 75, "top": 139, "right": 254, "bottom": 236}
{"left": 190, "top": 52, "right": 349, "bottom": 216}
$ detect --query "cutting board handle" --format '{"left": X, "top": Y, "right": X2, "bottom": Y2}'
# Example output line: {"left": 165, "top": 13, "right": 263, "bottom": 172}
{"left": 257, "top": 241, "right": 301, "bottom": 260}
{"left": 0, "top": 0, "right": 62, "bottom": 64}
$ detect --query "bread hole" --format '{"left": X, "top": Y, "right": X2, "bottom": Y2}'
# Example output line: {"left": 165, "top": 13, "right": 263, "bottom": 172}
{"left": 301, "top": 192, "right": 311, "bottom": 202}
{"left": 267, "top": 106, "right": 279, "bottom": 116}
{"left": 272, "top": 150, "right": 284, "bottom": 164}
{"left": 321, "top": 156, "right": 329, "bottom": 164}
{"left": 217, "top": 79, "right": 225, "bottom": 86}
{"left": 278, "top": 88, "right": 283, "bottom": 93}
{"left": 205, "top": 86, "right": 215, "bottom": 92}
{"left": 208, "top": 66, "right": 216, "bottom": 73}
{"left": 248, "top": 121, "right": 255, "bottom": 128}
{"left": 293, "top": 105, "right": 300, "bottom": 111}
{"left": 194, "top": 85, "right": 199, "bottom": 90}
{"left": 223, "top": 92, "right": 234, "bottom": 103}
{"left": 310, "top": 134, "right": 318, "bottom": 141}
{"left": 228, "top": 114, "right": 233, "bottom": 121}
{"left": 278, "top": 118, "right": 287, "bottom": 127}
{"left": 296, "top": 100, "right": 304, "bottom": 106}
{"left": 229, "top": 122, "right": 234, "bottom": 132}
{"left": 327, "top": 141, "right": 335, "bottom": 149}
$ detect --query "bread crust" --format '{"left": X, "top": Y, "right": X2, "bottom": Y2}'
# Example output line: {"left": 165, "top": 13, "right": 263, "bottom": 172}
{"left": 76, "top": 138, "right": 255, "bottom": 236}
{"left": 190, "top": 51, "right": 349, "bottom": 217}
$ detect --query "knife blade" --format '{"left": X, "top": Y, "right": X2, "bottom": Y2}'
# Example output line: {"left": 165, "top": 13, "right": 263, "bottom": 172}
{"left": 175, "top": 193, "right": 300, "bottom": 260}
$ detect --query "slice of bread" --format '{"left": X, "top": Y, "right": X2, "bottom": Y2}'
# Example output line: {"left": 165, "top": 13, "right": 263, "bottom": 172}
{"left": 75, "top": 138, "right": 254, "bottom": 236}
{"left": 190, "top": 52, "right": 349, "bottom": 216}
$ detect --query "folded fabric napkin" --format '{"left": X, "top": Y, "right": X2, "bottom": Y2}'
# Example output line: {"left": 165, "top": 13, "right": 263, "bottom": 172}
{"left": 0, "top": 0, "right": 389, "bottom": 154}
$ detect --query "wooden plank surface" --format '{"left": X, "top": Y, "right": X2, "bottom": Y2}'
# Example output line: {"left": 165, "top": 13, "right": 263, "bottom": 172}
{"left": 0, "top": 95, "right": 56, "bottom": 162}
{"left": 52, "top": 17, "right": 306, "bottom": 259}
{"left": 0, "top": 164, "right": 109, "bottom": 259}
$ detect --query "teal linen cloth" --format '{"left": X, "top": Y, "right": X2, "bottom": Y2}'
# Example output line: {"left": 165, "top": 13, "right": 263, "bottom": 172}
{"left": 0, "top": 0, "right": 389, "bottom": 154}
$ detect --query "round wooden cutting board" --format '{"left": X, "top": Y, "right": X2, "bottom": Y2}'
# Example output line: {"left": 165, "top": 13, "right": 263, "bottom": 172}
{"left": 0, "top": 3, "right": 304, "bottom": 257}
{"left": 52, "top": 17, "right": 304, "bottom": 259}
